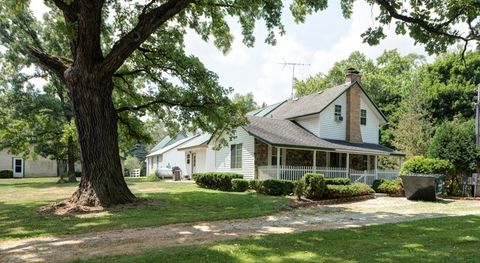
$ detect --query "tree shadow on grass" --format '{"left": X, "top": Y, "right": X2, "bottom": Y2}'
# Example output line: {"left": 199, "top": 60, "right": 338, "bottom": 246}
{"left": 0, "top": 190, "right": 287, "bottom": 240}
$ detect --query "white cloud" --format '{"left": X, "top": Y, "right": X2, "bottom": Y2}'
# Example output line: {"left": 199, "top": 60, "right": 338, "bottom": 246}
{"left": 310, "top": 1, "right": 431, "bottom": 75}
{"left": 29, "top": 1, "right": 49, "bottom": 20}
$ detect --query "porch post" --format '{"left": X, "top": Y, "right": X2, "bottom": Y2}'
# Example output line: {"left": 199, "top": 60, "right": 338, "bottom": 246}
{"left": 346, "top": 153, "right": 350, "bottom": 179}
{"left": 313, "top": 150, "right": 317, "bottom": 173}
{"left": 276, "top": 147, "right": 281, "bottom": 179}
{"left": 374, "top": 155, "right": 378, "bottom": 180}
{"left": 326, "top": 152, "right": 330, "bottom": 168}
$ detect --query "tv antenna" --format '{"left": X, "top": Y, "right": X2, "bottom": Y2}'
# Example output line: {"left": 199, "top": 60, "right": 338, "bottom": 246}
{"left": 278, "top": 59, "right": 310, "bottom": 99}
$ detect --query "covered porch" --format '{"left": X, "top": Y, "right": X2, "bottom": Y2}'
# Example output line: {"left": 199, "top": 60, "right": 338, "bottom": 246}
{"left": 254, "top": 140, "right": 403, "bottom": 185}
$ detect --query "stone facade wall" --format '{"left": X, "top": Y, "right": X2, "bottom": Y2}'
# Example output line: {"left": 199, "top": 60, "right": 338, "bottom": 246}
{"left": 285, "top": 149, "right": 313, "bottom": 166}
{"left": 346, "top": 84, "right": 363, "bottom": 143}
{"left": 254, "top": 139, "right": 268, "bottom": 167}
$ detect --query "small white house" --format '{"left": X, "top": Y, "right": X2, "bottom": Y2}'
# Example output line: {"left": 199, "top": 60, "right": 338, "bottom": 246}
{"left": 146, "top": 132, "right": 197, "bottom": 176}
{"left": 0, "top": 148, "right": 67, "bottom": 177}
{"left": 174, "top": 69, "right": 404, "bottom": 184}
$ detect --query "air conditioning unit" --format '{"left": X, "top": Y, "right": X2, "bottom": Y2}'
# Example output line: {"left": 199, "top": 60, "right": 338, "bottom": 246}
{"left": 335, "top": 115, "right": 344, "bottom": 122}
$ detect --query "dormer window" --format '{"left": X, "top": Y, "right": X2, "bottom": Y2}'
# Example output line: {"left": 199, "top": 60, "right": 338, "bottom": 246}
{"left": 360, "top": 109, "right": 367, "bottom": 125}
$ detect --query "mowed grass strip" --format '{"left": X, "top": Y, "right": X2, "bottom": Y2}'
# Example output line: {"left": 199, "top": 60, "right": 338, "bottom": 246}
{"left": 0, "top": 178, "right": 287, "bottom": 240}
{"left": 78, "top": 215, "right": 480, "bottom": 263}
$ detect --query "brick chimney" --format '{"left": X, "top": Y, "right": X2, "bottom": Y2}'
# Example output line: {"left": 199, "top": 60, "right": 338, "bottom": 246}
{"left": 345, "top": 68, "right": 363, "bottom": 142}
{"left": 345, "top": 67, "right": 361, "bottom": 83}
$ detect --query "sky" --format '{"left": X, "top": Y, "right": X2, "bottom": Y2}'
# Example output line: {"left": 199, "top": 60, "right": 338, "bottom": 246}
{"left": 29, "top": 1, "right": 433, "bottom": 105}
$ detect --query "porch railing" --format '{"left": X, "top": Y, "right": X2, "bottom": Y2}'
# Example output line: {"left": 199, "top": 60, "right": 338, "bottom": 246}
{"left": 257, "top": 165, "right": 399, "bottom": 185}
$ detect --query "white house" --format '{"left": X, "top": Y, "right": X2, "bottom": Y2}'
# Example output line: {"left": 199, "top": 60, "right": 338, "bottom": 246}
{"left": 146, "top": 131, "right": 198, "bottom": 176}
{"left": 175, "top": 69, "right": 404, "bottom": 184}
{"left": 0, "top": 148, "right": 75, "bottom": 178}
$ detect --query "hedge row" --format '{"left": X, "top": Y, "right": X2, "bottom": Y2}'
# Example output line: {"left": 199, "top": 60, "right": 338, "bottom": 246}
{"left": 193, "top": 172, "right": 374, "bottom": 200}
{"left": 192, "top": 172, "right": 243, "bottom": 191}
{"left": 232, "top": 179, "right": 249, "bottom": 192}
{"left": 373, "top": 178, "right": 404, "bottom": 196}
{"left": 325, "top": 183, "right": 374, "bottom": 198}
{"left": 0, "top": 170, "right": 13, "bottom": 178}
{"left": 325, "top": 177, "right": 351, "bottom": 185}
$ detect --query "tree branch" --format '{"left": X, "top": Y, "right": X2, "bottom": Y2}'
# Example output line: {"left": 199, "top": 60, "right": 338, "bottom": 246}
{"left": 100, "top": 0, "right": 194, "bottom": 76}
{"left": 374, "top": 0, "right": 472, "bottom": 42}
{"left": 50, "top": 0, "right": 79, "bottom": 22}
{"left": 116, "top": 97, "right": 215, "bottom": 113}
{"left": 26, "top": 46, "right": 72, "bottom": 81}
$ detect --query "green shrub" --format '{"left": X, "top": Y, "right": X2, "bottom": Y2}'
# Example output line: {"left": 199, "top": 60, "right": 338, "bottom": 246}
{"left": 192, "top": 172, "right": 243, "bottom": 191}
{"left": 144, "top": 174, "right": 159, "bottom": 182}
{"left": 400, "top": 156, "right": 453, "bottom": 175}
{"left": 376, "top": 178, "right": 404, "bottom": 196}
{"left": 325, "top": 177, "right": 351, "bottom": 185}
{"left": 303, "top": 173, "right": 326, "bottom": 200}
{"left": 261, "top": 179, "right": 295, "bottom": 196}
{"left": 249, "top": 179, "right": 263, "bottom": 191}
{"left": 294, "top": 180, "right": 305, "bottom": 200}
{"left": 372, "top": 178, "right": 388, "bottom": 192}
{"left": 325, "top": 183, "right": 374, "bottom": 198}
{"left": 232, "top": 179, "right": 249, "bottom": 192}
{"left": 0, "top": 170, "right": 13, "bottom": 178}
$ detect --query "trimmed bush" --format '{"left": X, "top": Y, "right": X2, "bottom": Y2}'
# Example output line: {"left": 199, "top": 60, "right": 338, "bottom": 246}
{"left": 0, "top": 170, "right": 13, "bottom": 178}
{"left": 372, "top": 178, "right": 388, "bottom": 192}
{"left": 303, "top": 173, "right": 326, "bottom": 200}
{"left": 325, "top": 177, "right": 351, "bottom": 185}
{"left": 294, "top": 180, "right": 305, "bottom": 200}
{"left": 144, "top": 174, "right": 159, "bottom": 182}
{"left": 376, "top": 178, "right": 404, "bottom": 196}
{"left": 192, "top": 172, "right": 243, "bottom": 191}
{"left": 232, "top": 179, "right": 249, "bottom": 192}
{"left": 325, "top": 183, "right": 374, "bottom": 199}
{"left": 249, "top": 179, "right": 263, "bottom": 192}
{"left": 261, "top": 179, "right": 295, "bottom": 196}
{"left": 400, "top": 156, "right": 453, "bottom": 175}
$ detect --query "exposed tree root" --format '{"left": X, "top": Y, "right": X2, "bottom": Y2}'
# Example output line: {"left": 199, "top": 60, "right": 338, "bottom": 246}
{"left": 37, "top": 198, "right": 159, "bottom": 216}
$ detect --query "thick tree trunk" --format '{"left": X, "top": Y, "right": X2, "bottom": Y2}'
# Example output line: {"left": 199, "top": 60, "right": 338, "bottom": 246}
{"left": 67, "top": 135, "right": 77, "bottom": 183}
{"left": 67, "top": 75, "right": 136, "bottom": 207}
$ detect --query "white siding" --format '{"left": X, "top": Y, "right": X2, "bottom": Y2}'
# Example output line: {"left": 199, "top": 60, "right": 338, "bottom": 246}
{"left": 295, "top": 114, "right": 320, "bottom": 136}
{"left": 318, "top": 93, "right": 346, "bottom": 140}
{"left": 213, "top": 127, "right": 255, "bottom": 179}
{"left": 0, "top": 149, "right": 57, "bottom": 177}
{"left": 151, "top": 149, "right": 187, "bottom": 174}
{"left": 360, "top": 94, "right": 380, "bottom": 144}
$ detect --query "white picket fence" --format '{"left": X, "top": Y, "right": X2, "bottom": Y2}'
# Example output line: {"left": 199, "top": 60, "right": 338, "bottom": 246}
{"left": 129, "top": 169, "right": 141, "bottom": 177}
{"left": 257, "top": 165, "right": 399, "bottom": 185}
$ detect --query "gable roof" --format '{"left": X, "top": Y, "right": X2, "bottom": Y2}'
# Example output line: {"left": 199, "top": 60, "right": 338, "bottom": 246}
{"left": 247, "top": 101, "right": 286, "bottom": 117}
{"left": 268, "top": 81, "right": 387, "bottom": 123}
{"left": 177, "top": 133, "right": 212, "bottom": 151}
{"left": 269, "top": 82, "right": 352, "bottom": 119}
{"left": 149, "top": 131, "right": 189, "bottom": 152}
{"left": 245, "top": 116, "right": 402, "bottom": 155}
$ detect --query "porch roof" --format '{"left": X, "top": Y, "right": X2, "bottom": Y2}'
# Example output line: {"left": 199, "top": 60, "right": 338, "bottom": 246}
{"left": 245, "top": 116, "right": 403, "bottom": 156}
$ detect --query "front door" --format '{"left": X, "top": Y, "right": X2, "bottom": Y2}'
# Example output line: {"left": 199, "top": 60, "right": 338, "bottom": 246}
{"left": 12, "top": 158, "right": 24, "bottom": 178}
{"left": 191, "top": 153, "right": 197, "bottom": 174}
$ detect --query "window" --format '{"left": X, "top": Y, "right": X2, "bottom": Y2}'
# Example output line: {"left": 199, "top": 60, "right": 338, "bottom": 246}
{"left": 360, "top": 109, "right": 367, "bottom": 125}
{"left": 230, "top": 144, "right": 243, "bottom": 169}
{"left": 334, "top": 105, "right": 342, "bottom": 117}
{"left": 271, "top": 147, "right": 283, "bottom": 165}
{"left": 186, "top": 153, "right": 190, "bottom": 164}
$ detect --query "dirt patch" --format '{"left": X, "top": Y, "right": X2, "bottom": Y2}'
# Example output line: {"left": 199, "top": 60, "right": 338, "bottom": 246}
{"left": 37, "top": 198, "right": 162, "bottom": 216}
{"left": 2, "top": 197, "right": 480, "bottom": 263}
{"left": 284, "top": 194, "right": 375, "bottom": 209}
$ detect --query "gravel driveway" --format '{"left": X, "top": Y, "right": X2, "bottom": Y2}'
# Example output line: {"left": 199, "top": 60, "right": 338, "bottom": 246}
{"left": 1, "top": 196, "right": 480, "bottom": 263}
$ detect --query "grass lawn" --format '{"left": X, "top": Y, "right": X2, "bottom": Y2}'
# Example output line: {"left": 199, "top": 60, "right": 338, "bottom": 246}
{"left": 79, "top": 215, "right": 480, "bottom": 263}
{"left": 0, "top": 177, "right": 287, "bottom": 240}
